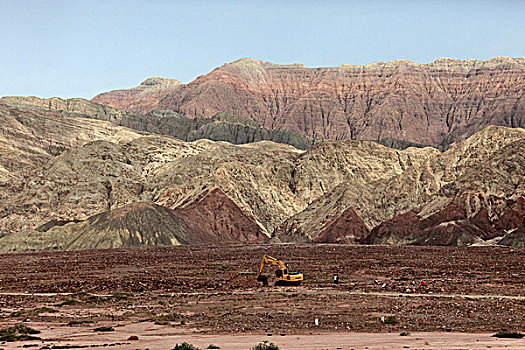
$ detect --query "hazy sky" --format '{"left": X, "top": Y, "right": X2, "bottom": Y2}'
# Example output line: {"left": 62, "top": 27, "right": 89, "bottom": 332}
{"left": 1, "top": 0, "right": 524, "bottom": 99}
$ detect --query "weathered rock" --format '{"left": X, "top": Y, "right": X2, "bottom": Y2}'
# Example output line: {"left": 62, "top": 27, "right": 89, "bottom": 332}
{"left": 92, "top": 77, "right": 182, "bottom": 113}
{"left": 173, "top": 187, "right": 266, "bottom": 243}
{"left": 0, "top": 96, "right": 524, "bottom": 250}
{"left": 313, "top": 207, "right": 369, "bottom": 243}
{"left": 0, "top": 103, "right": 142, "bottom": 176}
{"left": 499, "top": 226, "right": 525, "bottom": 248}
{"left": 1, "top": 97, "right": 315, "bottom": 150}
{"left": 94, "top": 57, "right": 525, "bottom": 147}
{"left": 0, "top": 202, "right": 200, "bottom": 253}
{"left": 277, "top": 126, "right": 525, "bottom": 246}
{"left": 0, "top": 95, "right": 140, "bottom": 125}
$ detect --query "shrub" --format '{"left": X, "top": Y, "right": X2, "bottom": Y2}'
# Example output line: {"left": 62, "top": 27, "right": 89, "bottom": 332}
{"left": 207, "top": 345, "right": 221, "bottom": 349}
{"left": 154, "top": 312, "right": 179, "bottom": 325}
{"left": 0, "top": 324, "right": 41, "bottom": 342}
{"left": 67, "top": 320, "right": 93, "bottom": 326}
{"left": 172, "top": 342, "right": 200, "bottom": 350}
{"left": 384, "top": 316, "right": 398, "bottom": 325}
{"left": 93, "top": 326, "right": 114, "bottom": 332}
{"left": 55, "top": 299, "right": 80, "bottom": 307}
{"left": 32, "top": 307, "right": 58, "bottom": 314}
{"left": 399, "top": 332, "right": 411, "bottom": 336}
{"left": 112, "top": 292, "right": 130, "bottom": 300}
{"left": 251, "top": 341, "right": 280, "bottom": 350}
{"left": 493, "top": 331, "right": 524, "bottom": 338}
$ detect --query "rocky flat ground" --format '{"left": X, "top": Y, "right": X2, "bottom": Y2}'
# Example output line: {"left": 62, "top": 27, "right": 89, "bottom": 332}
{"left": 0, "top": 245, "right": 522, "bottom": 347}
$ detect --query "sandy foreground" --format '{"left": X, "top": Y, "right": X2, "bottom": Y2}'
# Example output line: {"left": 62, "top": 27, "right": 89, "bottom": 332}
{"left": 1, "top": 322, "right": 524, "bottom": 350}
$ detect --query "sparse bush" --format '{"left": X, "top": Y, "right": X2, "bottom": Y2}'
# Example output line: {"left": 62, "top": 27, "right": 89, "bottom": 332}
{"left": 67, "top": 320, "right": 93, "bottom": 326}
{"left": 207, "top": 345, "right": 221, "bottom": 349}
{"left": 493, "top": 331, "right": 524, "bottom": 338}
{"left": 0, "top": 324, "right": 41, "bottom": 342}
{"left": 384, "top": 316, "right": 398, "bottom": 325}
{"left": 172, "top": 342, "right": 200, "bottom": 350}
{"left": 55, "top": 299, "right": 80, "bottom": 307}
{"left": 93, "top": 326, "right": 114, "bottom": 332}
{"left": 154, "top": 312, "right": 179, "bottom": 325}
{"left": 32, "top": 307, "right": 58, "bottom": 314}
{"left": 251, "top": 341, "right": 280, "bottom": 350}
{"left": 112, "top": 292, "right": 130, "bottom": 300}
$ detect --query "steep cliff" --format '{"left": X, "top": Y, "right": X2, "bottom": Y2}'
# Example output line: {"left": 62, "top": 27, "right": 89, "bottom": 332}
{"left": 93, "top": 57, "right": 525, "bottom": 147}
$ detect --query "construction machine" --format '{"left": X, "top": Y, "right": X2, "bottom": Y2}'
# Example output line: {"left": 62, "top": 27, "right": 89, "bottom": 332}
{"left": 257, "top": 254, "right": 303, "bottom": 286}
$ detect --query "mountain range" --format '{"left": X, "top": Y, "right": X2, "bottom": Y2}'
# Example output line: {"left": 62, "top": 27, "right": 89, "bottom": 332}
{"left": 93, "top": 57, "right": 525, "bottom": 148}
{"left": 0, "top": 57, "right": 524, "bottom": 252}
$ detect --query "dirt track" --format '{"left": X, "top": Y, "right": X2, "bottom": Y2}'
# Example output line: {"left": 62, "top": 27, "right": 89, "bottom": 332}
{"left": 0, "top": 244, "right": 523, "bottom": 348}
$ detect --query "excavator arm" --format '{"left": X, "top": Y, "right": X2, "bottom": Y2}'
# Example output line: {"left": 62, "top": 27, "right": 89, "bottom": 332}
{"left": 258, "top": 254, "right": 287, "bottom": 276}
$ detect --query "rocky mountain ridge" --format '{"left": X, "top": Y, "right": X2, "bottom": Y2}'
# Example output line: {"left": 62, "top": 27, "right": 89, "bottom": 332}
{"left": 93, "top": 77, "right": 182, "bottom": 113}
{"left": 0, "top": 96, "right": 315, "bottom": 150}
{"left": 92, "top": 57, "right": 525, "bottom": 147}
{"left": 0, "top": 97, "right": 523, "bottom": 252}
{"left": 1, "top": 56, "right": 524, "bottom": 252}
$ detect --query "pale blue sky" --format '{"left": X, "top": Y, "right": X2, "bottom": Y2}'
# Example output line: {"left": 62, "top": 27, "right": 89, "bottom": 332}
{"left": 1, "top": 0, "right": 523, "bottom": 99}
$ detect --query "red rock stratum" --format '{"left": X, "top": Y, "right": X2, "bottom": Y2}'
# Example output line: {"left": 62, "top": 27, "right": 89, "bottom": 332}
{"left": 93, "top": 57, "right": 525, "bottom": 147}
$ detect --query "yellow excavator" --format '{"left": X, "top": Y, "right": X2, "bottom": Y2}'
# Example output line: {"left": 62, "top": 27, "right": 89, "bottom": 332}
{"left": 257, "top": 254, "right": 303, "bottom": 286}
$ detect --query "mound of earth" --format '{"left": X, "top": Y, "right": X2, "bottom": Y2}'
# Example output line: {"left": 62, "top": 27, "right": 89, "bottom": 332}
{"left": 0, "top": 202, "right": 201, "bottom": 253}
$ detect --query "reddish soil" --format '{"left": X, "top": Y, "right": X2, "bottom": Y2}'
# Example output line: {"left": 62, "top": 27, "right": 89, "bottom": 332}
{"left": 0, "top": 245, "right": 523, "bottom": 349}
{"left": 173, "top": 188, "right": 266, "bottom": 243}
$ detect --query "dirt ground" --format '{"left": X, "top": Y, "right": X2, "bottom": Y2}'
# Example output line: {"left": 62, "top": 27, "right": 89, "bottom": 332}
{"left": 0, "top": 244, "right": 523, "bottom": 349}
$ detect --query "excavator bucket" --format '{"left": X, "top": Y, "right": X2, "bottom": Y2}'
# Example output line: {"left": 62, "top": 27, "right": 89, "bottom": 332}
{"left": 257, "top": 275, "right": 269, "bottom": 286}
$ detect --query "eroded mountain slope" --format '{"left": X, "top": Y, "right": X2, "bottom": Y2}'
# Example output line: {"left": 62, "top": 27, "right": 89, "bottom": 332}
{"left": 277, "top": 126, "right": 525, "bottom": 245}
{"left": 0, "top": 99, "right": 523, "bottom": 250}
{"left": 93, "top": 57, "right": 525, "bottom": 147}
{"left": 0, "top": 103, "right": 142, "bottom": 181}
{"left": 1, "top": 97, "right": 315, "bottom": 150}
{"left": 92, "top": 77, "right": 183, "bottom": 113}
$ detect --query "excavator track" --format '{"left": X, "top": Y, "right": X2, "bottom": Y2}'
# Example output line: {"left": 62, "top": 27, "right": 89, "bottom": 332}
{"left": 274, "top": 280, "right": 302, "bottom": 286}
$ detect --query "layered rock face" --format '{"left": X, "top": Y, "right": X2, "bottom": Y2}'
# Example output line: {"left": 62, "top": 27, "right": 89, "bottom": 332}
{"left": 363, "top": 130, "right": 525, "bottom": 246}
{"left": 289, "top": 126, "right": 525, "bottom": 246}
{"left": 93, "top": 57, "right": 525, "bottom": 147}
{"left": 92, "top": 77, "right": 182, "bottom": 113}
{"left": 0, "top": 99, "right": 524, "bottom": 251}
{"left": 1, "top": 97, "right": 315, "bottom": 150}
{"left": 0, "top": 103, "right": 141, "bottom": 180}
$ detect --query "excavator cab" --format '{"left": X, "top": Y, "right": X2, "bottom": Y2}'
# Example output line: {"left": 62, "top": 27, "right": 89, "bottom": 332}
{"left": 257, "top": 254, "right": 303, "bottom": 286}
